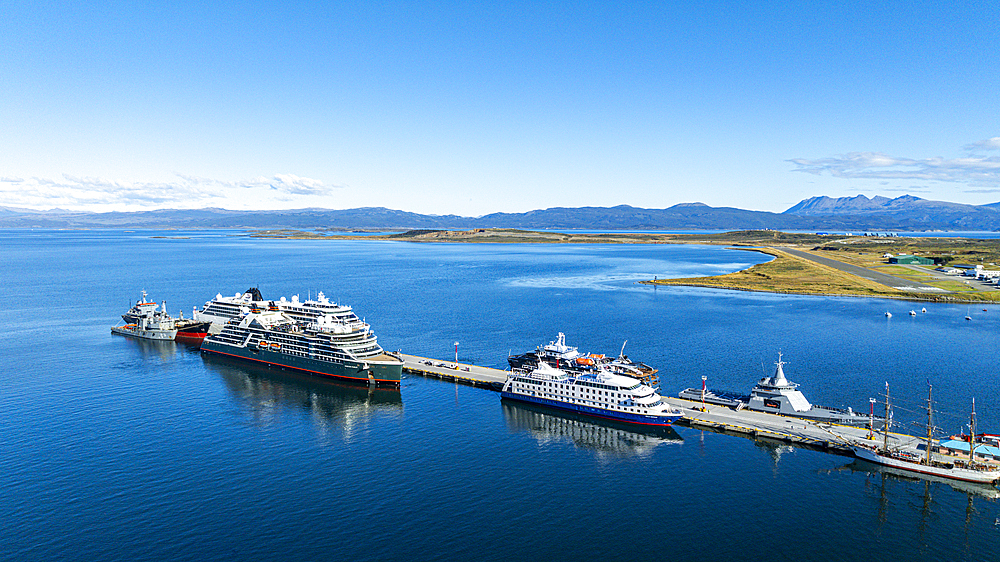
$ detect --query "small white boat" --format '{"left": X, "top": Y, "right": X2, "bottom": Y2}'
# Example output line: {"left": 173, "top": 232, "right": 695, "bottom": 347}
{"left": 884, "top": 311, "right": 892, "bottom": 318}
{"left": 921, "top": 307, "right": 927, "bottom": 313}
{"left": 909, "top": 310, "right": 916, "bottom": 316}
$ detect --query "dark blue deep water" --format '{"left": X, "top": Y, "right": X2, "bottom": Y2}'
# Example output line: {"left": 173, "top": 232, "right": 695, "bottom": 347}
{"left": 3, "top": 230, "right": 1000, "bottom": 561}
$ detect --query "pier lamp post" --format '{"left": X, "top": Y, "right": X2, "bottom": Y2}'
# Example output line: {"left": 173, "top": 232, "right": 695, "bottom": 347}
{"left": 868, "top": 398, "right": 876, "bottom": 440}
{"left": 454, "top": 341, "right": 459, "bottom": 363}
{"left": 701, "top": 376, "right": 707, "bottom": 412}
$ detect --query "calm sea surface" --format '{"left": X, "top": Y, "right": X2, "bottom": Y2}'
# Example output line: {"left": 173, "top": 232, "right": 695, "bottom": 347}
{"left": 3, "top": 229, "right": 1000, "bottom": 561}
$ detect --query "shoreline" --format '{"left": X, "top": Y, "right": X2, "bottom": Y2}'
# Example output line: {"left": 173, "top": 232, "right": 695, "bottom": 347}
{"left": 252, "top": 227, "right": 1000, "bottom": 303}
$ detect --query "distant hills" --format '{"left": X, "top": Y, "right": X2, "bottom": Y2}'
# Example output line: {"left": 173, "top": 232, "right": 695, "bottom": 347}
{"left": 3, "top": 195, "right": 1000, "bottom": 231}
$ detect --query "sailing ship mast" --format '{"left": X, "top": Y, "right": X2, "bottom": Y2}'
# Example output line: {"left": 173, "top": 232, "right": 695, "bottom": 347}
{"left": 883, "top": 382, "right": 891, "bottom": 452}
{"left": 969, "top": 398, "right": 978, "bottom": 465}
{"left": 924, "top": 384, "right": 934, "bottom": 466}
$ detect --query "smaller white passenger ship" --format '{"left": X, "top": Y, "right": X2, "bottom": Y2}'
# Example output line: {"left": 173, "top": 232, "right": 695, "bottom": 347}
{"left": 111, "top": 291, "right": 178, "bottom": 341}
{"left": 501, "top": 362, "right": 682, "bottom": 426}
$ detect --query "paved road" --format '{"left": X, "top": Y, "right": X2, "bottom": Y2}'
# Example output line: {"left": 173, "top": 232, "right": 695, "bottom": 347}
{"left": 779, "top": 248, "right": 943, "bottom": 293}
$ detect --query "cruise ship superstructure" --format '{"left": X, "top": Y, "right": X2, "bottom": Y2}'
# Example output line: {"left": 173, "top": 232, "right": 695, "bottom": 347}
{"left": 501, "top": 362, "right": 682, "bottom": 426}
{"left": 508, "top": 332, "right": 660, "bottom": 388}
{"left": 194, "top": 288, "right": 364, "bottom": 335}
{"left": 199, "top": 300, "right": 402, "bottom": 386}
{"left": 193, "top": 288, "right": 264, "bottom": 332}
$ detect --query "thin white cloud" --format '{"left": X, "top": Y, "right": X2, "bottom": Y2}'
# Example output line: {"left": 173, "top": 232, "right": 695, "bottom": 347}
{"left": 789, "top": 142, "right": 1000, "bottom": 187}
{"left": 0, "top": 173, "right": 339, "bottom": 211}
{"left": 964, "top": 137, "right": 1000, "bottom": 151}
{"left": 882, "top": 185, "right": 932, "bottom": 193}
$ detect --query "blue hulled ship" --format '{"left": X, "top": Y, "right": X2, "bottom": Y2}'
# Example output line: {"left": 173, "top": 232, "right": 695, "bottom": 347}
{"left": 500, "top": 362, "right": 682, "bottom": 426}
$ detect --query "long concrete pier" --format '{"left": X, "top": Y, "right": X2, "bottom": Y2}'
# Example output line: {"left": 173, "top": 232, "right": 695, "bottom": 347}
{"left": 401, "top": 353, "right": 507, "bottom": 389}
{"left": 665, "top": 396, "right": 916, "bottom": 453}
{"left": 401, "top": 353, "right": 921, "bottom": 454}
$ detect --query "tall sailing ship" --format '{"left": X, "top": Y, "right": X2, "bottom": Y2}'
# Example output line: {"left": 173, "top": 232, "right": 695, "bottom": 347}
{"left": 851, "top": 384, "right": 1000, "bottom": 484}
{"left": 199, "top": 299, "right": 403, "bottom": 387}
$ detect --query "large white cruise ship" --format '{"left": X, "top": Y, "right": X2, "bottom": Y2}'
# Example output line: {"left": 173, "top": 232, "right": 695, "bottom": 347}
{"left": 194, "top": 288, "right": 365, "bottom": 334}
{"left": 200, "top": 306, "right": 403, "bottom": 386}
{"left": 500, "top": 362, "right": 682, "bottom": 426}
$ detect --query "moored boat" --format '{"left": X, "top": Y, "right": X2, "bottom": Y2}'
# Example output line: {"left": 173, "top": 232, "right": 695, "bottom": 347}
{"left": 111, "top": 291, "right": 178, "bottom": 341}
{"left": 199, "top": 302, "right": 402, "bottom": 387}
{"left": 174, "top": 319, "right": 213, "bottom": 342}
{"left": 501, "top": 362, "right": 682, "bottom": 426}
{"left": 508, "top": 333, "right": 659, "bottom": 388}
{"left": 679, "top": 354, "right": 884, "bottom": 427}
{"left": 851, "top": 385, "right": 1000, "bottom": 484}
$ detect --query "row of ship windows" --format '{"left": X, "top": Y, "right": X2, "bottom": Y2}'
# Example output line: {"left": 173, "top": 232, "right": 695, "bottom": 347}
{"left": 235, "top": 331, "right": 377, "bottom": 348}
{"left": 212, "top": 335, "right": 363, "bottom": 362}
{"left": 511, "top": 383, "right": 664, "bottom": 410}
{"left": 517, "top": 389, "right": 653, "bottom": 413}
{"left": 513, "top": 378, "right": 625, "bottom": 395}
{"left": 217, "top": 329, "right": 378, "bottom": 353}
{"left": 207, "top": 304, "right": 360, "bottom": 323}
{"left": 512, "top": 382, "right": 625, "bottom": 401}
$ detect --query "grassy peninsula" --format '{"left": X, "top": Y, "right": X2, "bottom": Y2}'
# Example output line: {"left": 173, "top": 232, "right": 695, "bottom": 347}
{"left": 647, "top": 247, "right": 906, "bottom": 297}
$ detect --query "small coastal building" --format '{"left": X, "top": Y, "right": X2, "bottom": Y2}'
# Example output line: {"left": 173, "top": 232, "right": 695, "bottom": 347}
{"left": 888, "top": 255, "right": 934, "bottom": 265}
{"left": 960, "top": 265, "right": 1000, "bottom": 279}
{"left": 936, "top": 439, "right": 1000, "bottom": 462}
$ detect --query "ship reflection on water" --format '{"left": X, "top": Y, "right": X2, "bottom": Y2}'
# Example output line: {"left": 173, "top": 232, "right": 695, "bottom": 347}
{"left": 115, "top": 336, "right": 181, "bottom": 361}
{"left": 501, "top": 401, "right": 682, "bottom": 458}
{"left": 200, "top": 353, "right": 402, "bottom": 437}
{"left": 839, "top": 458, "right": 1000, "bottom": 500}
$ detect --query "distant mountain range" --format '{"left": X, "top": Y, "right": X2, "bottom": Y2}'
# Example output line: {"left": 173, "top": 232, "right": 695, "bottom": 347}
{"left": 3, "top": 195, "right": 1000, "bottom": 231}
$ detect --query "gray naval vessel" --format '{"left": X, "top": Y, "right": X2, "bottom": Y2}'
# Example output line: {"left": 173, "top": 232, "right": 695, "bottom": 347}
{"left": 679, "top": 354, "right": 885, "bottom": 428}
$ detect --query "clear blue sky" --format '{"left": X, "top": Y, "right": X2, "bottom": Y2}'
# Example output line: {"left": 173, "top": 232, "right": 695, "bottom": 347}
{"left": 1, "top": 1, "right": 998, "bottom": 214}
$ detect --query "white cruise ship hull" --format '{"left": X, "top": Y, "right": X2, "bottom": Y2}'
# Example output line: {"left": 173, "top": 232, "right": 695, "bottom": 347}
{"left": 500, "top": 391, "right": 682, "bottom": 426}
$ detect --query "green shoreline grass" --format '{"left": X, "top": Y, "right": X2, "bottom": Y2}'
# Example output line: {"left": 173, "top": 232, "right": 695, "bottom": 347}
{"left": 647, "top": 247, "right": 1000, "bottom": 303}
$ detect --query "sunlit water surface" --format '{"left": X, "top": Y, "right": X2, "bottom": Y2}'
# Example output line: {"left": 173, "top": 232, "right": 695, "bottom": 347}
{"left": 2, "top": 230, "right": 999, "bottom": 561}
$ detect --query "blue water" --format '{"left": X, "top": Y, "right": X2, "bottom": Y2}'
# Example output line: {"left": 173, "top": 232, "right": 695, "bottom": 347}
{"left": 3, "top": 230, "right": 1000, "bottom": 561}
